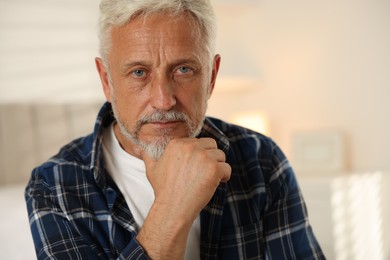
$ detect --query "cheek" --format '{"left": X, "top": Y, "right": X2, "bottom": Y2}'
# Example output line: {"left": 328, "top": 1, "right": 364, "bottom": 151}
{"left": 181, "top": 88, "right": 209, "bottom": 119}
{"left": 113, "top": 87, "right": 150, "bottom": 123}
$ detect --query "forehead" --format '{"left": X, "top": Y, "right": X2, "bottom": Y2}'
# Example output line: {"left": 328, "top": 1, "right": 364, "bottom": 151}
{"left": 109, "top": 12, "right": 205, "bottom": 62}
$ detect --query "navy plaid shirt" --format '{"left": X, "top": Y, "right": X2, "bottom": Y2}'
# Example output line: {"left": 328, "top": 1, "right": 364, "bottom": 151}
{"left": 25, "top": 102, "right": 325, "bottom": 259}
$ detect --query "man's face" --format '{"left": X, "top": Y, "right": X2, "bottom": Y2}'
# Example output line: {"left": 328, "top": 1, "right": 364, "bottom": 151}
{"left": 96, "top": 12, "right": 220, "bottom": 159}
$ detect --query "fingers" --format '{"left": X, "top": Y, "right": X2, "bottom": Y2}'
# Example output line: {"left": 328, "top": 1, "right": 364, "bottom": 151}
{"left": 141, "top": 137, "right": 231, "bottom": 181}
{"left": 206, "top": 148, "right": 226, "bottom": 162}
{"left": 196, "top": 137, "right": 218, "bottom": 149}
{"left": 199, "top": 137, "right": 231, "bottom": 183}
{"left": 197, "top": 138, "right": 227, "bottom": 164}
{"left": 170, "top": 138, "right": 226, "bottom": 163}
{"left": 218, "top": 162, "right": 232, "bottom": 183}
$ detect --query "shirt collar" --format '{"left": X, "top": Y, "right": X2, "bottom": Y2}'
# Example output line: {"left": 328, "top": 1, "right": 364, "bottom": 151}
{"left": 199, "top": 117, "right": 230, "bottom": 154}
{"left": 90, "top": 102, "right": 115, "bottom": 189}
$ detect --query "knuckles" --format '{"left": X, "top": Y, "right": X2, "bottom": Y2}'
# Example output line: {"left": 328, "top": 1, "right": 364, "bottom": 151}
{"left": 162, "top": 137, "right": 230, "bottom": 183}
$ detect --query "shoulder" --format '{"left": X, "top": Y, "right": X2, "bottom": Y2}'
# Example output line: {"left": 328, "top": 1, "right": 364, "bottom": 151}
{"left": 44, "top": 134, "right": 94, "bottom": 168}
{"left": 205, "top": 116, "right": 293, "bottom": 187}
{"left": 28, "top": 134, "right": 95, "bottom": 189}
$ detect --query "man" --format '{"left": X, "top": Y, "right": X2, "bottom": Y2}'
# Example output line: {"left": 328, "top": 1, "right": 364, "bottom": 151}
{"left": 25, "top": 0, "right": 325, "bottom": 259}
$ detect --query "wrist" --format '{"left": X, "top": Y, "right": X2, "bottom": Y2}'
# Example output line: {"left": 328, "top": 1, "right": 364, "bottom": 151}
{"left": 136, "top": 202, "right": 194, "bottom": 259}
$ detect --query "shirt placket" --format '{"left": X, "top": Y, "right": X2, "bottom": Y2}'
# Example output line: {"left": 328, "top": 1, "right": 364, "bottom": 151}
{"left": 200, "top": 183, "right": 227, "bottom": 259}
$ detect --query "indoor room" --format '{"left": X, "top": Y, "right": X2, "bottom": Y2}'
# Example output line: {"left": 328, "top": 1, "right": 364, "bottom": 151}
{"left": 0, "top": 0, "right": 389, "bottom": 259}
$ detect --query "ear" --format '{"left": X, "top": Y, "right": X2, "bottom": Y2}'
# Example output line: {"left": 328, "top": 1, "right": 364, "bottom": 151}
{"left": 208, "top": 54, "right": 221, "bottom": 98}
{"left": 95, "top": 57, "right": 112, "bottom": 102}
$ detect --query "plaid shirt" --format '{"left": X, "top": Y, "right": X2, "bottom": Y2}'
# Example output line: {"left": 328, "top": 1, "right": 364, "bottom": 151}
{"left": 26, "top": 102, "right": 325, "bottom": 259}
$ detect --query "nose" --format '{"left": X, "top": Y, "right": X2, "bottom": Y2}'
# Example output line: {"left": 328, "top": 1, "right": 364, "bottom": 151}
{"left": 150, "top": 75, "right": 176, "bottom": 111}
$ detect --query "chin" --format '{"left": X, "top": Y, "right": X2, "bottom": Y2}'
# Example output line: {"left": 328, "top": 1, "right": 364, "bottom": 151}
{"left": 142, "top": 132, "right": 188, "bottom": 145}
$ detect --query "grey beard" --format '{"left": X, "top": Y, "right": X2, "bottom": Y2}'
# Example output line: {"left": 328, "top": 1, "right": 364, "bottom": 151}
{"left": 111, "top": 104, "right": 204, "bottom": 160}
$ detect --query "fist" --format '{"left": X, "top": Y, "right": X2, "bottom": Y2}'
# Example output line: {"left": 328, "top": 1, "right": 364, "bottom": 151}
{"left": 142, "top": 137, "right": 231, "bottom": 221}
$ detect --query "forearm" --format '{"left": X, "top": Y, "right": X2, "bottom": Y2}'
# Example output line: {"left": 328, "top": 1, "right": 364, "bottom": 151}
{"left": 136, "top": 202, "right": 195, "bottom": 259}
{"left": 137, "top": 138, "right": 231, "bottom": 259}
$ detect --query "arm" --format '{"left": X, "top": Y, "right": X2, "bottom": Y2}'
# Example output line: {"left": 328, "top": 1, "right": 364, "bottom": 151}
{"left": 25, "top": 138, "right": 230, "bottom": 260}
{"left": 262, "top": 143, "right": 325, "bottom": 259}
{"left": 136, "top": 138, "right": 231, "bottom": 259}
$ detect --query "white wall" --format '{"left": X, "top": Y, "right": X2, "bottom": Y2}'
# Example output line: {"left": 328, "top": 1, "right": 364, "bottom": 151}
{"left": 0, "top": 0, "right": 103, "bottom": 102}
{"left": 209, "top": 0, "right": 390, "bottom": 172}
{"left": 1, "top": 0, "right": 389, "bottom": 172}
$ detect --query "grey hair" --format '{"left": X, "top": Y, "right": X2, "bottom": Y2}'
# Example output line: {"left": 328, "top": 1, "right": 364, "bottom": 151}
{"left": 98, "top": 0, "right": 217, "bottom": 66}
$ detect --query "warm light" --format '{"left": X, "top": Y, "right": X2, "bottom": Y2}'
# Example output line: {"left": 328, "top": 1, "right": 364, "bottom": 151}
{"left": 331, "top": 172, "right": 384, "bottom": 260}
{"left": 229, "top": 110, "right": 270, "bottom": 135}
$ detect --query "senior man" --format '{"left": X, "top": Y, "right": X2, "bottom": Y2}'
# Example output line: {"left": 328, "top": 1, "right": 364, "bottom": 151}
{"left": 25, "top": 0, "right": 325, "bottom": 259}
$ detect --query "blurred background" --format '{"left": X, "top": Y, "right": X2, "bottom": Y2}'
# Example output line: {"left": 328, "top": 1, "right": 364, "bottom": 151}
{"left": 0, "top": 0, "right": 389, "bottom": 259}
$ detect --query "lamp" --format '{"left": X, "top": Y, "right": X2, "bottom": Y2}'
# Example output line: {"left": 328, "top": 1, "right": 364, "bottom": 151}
{"left": 229, "top": 110, "right": 270, "bottom": 135}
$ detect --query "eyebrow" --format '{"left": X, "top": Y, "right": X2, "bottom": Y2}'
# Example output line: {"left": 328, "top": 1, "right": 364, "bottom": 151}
{"left": 169, "top": 58, "right": 202, "bottom": 69}
{"left": 119, "top": 61, "right": 151, "bottom": 74}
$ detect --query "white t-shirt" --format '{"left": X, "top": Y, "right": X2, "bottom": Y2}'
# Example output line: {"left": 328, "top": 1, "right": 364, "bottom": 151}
{"left": 102, "top": 122, "right": 200, "bottom": 260}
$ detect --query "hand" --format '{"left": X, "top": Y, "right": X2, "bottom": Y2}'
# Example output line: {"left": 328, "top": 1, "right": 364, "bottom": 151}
{"left": 136, "top": 137, "right": 231, "bottom": 259}
{"left": 143, "top": 137, "right": 231, "bottom": 221}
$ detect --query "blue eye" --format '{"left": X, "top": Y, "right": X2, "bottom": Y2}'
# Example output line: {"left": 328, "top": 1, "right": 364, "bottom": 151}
{"left": 132, "top": 69, "right": 145, "bottom": 77}
{"left": 178, "top": 67, "right": 190, "bottom": 73}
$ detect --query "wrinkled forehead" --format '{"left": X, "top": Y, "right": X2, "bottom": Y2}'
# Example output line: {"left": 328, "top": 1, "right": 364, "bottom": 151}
{"left": 109, "top": 12, "right": 211, "bottom": 64}
{"left": 126, "top": 11, "right": 204, "bottom": 46}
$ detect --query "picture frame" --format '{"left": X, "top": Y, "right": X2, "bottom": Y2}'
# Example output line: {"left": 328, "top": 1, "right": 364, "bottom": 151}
{"left": 292, "top": 131, "right": 345, "bottom": 173}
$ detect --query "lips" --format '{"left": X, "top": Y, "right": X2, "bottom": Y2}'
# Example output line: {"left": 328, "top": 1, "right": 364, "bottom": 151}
{"left": 148, "top": 120, "right": 182, "bottom": 128}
